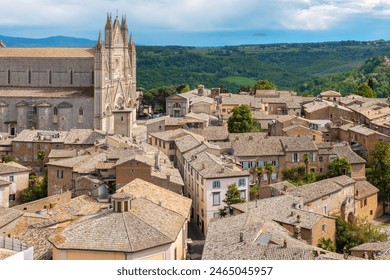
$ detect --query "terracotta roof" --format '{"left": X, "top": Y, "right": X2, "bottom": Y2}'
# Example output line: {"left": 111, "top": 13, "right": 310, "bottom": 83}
{"left": 49, "top": 197, "right": 186, "bottom": 253}
{"left": 150, "top": 129, "right": 190, "bottom": 142}
{"left": 355, "top": 180, "right": 379, "bottom": 199}
{"left": 202, "top": 210, "right": 340, "bottom": 260}
{"left": 0, "top": 87, "right": 94, "bottom": 98}
{"left": 12, "top": 129, "right": 68, "bottom": 142}
{"left": 232, "top": 195, "right": 327, "bottom": 229}
{"left": 320, "top": 90, "right": 341, "bottom": 97}
{"left": 232, "top": 137, "right": 284, "bottom": 157}
{"left": 0, "top": 47, "right": 95, "bottom": 58}
{"left": 118, "top": 178, "right": 191, "bottom": 219}
{"left": 278, "top": 136, "right": 318, "bottom": 152}
{"left": 188, "top": 151, "right": 249, "bottom": 179}
{"left": 189, "top": 126, "right": 229, "bottom": 141}
{"left": 0, "top": 207, "right": 24, "bottom": 228}
{"left": 63, "top": 129, "right": 106, "bottom": 145}
{"left": 0, "top": 161, "right": 31, "bottom": 175}
{"left": 288, "top": 176, "right": 355, "bottom": 204}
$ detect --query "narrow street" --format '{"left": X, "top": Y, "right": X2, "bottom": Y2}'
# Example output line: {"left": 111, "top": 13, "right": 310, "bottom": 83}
{"left": 187, "top": 220, "right": 205, "bottom": 260}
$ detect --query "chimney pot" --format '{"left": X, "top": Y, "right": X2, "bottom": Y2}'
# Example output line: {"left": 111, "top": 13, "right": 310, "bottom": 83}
{"left": 239, "top": 232, "right": 243, "bottom": 242}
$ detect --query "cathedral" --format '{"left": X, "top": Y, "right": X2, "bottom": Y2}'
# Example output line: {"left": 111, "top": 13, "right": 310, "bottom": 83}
{"left": 0, "top": 14, "right": 138, "bottom": 137}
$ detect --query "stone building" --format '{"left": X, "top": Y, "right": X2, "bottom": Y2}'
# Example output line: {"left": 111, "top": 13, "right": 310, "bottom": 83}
{"left": 0, "top": 14, "right": 138, "bottom": 137}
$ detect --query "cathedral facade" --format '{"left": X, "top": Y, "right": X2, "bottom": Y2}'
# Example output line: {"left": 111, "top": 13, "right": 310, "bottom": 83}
{"left": 0, "top": 14, "right": 138, "bottom": 137}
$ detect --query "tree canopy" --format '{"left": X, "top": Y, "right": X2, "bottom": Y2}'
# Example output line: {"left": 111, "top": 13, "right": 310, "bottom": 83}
{"left": 227, "top": 104, "right": 260, "bottom": 133}
{"left": 355, "top": 83, "right": 376, "bottom": 98}
{"left": 367, "top": 141, "right": 390, "bottom": 202}
{"left": 328, "top": 156, "right": 351, "bottom": 177}
{"left": 336, "top": 217, "right": 387, "bottom": 252}
{"left": 254, "top": 79, "right": 275, "bottom": 91}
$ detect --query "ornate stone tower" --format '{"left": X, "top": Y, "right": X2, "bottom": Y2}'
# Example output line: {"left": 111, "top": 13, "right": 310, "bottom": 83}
{"left": 94, "top": 13, "right": 137, "bottom": 137}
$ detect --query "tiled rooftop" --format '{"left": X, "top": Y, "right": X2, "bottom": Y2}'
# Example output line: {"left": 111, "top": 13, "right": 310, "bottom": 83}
{"left": 0, "top": 87, "right": 93, "bottom": 98}
{"left": 189, "top": 151, "right": 249, "bottom": 179}
{"left": 232, "top": 137, "right": 284, "bottom": 157}
{"left": 0, "top": 207, "right": 24, "bottom": 228}
{"left": 12, "top": 129, "right": 68, "bottom": 142}
{"left": 288, "top": 176, "right": 355, "bottom": 204}
{"left": 0, "top": 161, "right": 31, "bottom": 175}
{"left": 355, "top": 180, "right": 379, "bottom": 199}
{"left": 202, "top": 211, "right": 340, "bottom": 260}
{"left": 0, "top": 47, "right": 95, "bottom": 57}
{"left": 49, "top": 197, "right": 187, "bottom": 253}
{"left": 64, "top": 129, "right": 106, "bottom": 145}
{"left": 118, "top": 178, "right": 191, "bottom": 218}
{"left": 232, "top": 195, "right": 327, "bottom": 229}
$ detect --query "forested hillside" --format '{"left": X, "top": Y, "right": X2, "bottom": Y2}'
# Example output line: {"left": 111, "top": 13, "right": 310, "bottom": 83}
{"left": 136, "top": 40, "right": 390, "bottom": 96}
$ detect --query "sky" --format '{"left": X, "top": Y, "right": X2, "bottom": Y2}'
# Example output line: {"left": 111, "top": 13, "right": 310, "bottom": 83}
{"left": 1, "top": 0, "right": 390, "bottom": 46}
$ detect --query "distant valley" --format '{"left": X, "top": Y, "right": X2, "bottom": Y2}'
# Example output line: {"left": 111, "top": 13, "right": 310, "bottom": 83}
{"left": 1, "top": 34, "right": 390, "bottom": 96}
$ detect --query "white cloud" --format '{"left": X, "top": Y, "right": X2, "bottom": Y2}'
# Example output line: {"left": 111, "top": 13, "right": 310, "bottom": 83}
{"left": 0, "top": 0, "right": 389, "bottom": 36}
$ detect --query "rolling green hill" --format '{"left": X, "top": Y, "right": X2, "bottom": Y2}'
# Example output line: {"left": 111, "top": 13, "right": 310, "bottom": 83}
{"left": 136, "top": 40, "right": 390, "bottom": 95}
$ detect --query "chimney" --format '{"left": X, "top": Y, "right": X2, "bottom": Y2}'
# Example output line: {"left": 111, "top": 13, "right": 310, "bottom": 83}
{"left": 296, "top": 214, "right": 301, "bottom": 223}
{"left": 154, "top": 151, "right": 160, "bottom": 171}
{"left": 294, "top": 224, "right": 301, "bottom": 239}
{"left": 239, "top": 232, "right": 244, "bottom": 242}
{"left": 283, "top": 239, "right": 287, "bottom": 248}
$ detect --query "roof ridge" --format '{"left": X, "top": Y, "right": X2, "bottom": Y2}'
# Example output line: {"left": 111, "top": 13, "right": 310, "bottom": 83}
{"left": 122, "top": 212, "right": 134, "bottom": 252}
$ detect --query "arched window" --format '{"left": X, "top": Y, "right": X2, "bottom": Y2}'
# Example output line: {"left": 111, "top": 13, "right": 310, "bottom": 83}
{"left": 28, "top": 70, "right": 31, "bottom": 84}
{"left": 7, "top": 70, "right": 11, "bottom": 84}
{"left": 79, "top": 107, "right": 83, "bottom": 116}
{"left": 53, "top": 107, "right": 58, "bottom": 115}
{"left": 49, "top": 70, "right": 52, "bottom": 85}
{"left": 70, "top": 70, "right": 73, "bottom": 85}
{"left": 173, "top": 102, "right": 181, "bottom": 108}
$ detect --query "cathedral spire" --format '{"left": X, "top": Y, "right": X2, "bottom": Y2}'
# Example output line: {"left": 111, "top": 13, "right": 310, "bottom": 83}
{"left": 97, "top": 30, "right": 102, "bottom": 46}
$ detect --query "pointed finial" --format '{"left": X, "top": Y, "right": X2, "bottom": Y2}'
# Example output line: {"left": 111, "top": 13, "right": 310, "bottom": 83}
{"left": 97, "top": 30, "right": 102, "bottom": 46}
{"left": 129, "top": 32, "right": 133, "bottom": 45}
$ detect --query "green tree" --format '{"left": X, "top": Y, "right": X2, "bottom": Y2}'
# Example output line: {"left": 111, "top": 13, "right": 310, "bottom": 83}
{"left": 317, "top": 237, "right": 336, "bottom": 252}
{"left": 250, "top": 166, "right": 263, "bottom": 199}
{"left": 336, "top": 217, "right": 387, "bottom": 252}
{"left": 303, "top": 153, "right": 310, "bottom": 180}
{"left": 328, "top": 156, "right": 351, "bottom": 177}
{"left": 227, "top": 104, "right": 260, "bottom": 133}
{"left": 254, "top": 79, "right": 275, "bottom": 91}
{"left": 176, "top": 84, "right": 190, "bottom": 93}
{"left": 281, "top": 166, "right": 306, "bottom": 185}
{"left": 367, "top": 141, "right": 390, "bottom": 202}
{"left": 355, "top": 83, "right": 376, "bottom": 98}
{"left": 264, "top": 162, "right": 274, "bottom": 185}
{"left": 3, "top": 155, "right": 15, "bottom": 163}
{"left": 37, "top": 149, "right": 45, "bottom": 172}
{"left": 223, "top": 183, "right": 245, "bottom": 215}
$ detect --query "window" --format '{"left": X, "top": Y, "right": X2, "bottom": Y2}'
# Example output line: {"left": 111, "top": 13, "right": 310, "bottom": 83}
{"left": 263, "top": 173, "right": 268, "bottom": 181}
{"left": 9, "top": 194, "right": 15, "bottom": 202}
{"left": 169, "top": 155, "right": 175, "bottom": 162}
{"left": 201, "top": 188, "right": 204, "bottom": 202}
{"left": 370, "top": 210, "right": 373, "bottom": 215}
{"left": 213, "top": 212, "right": 220, "bottom": 218}
{"left": 310, "top": 168, "right": 315, "bottom": 173}
{"left": 15, "top": 142, "right": 20, "bottom": 148}
{"left": 79, "top": 108, "right": 83, "bottom": 116}
{"left": 28, "top": 69, "right": 31, "bottom": 84}
{"left": 238, "top": 178, "right": 246, "bottom": 187}
{"left": 121, "top": 116, "right": 124, "bottom": 121}
{"left": 53, "top": 107, "right": 58, "bottom": 115}
{"left": 364, "top": 198, "right": 367, "bottom": 207}
{"left": 9, "top": 175, "right": 14, "bottom": 182}
{"left": 320, "top": 168, "right": 323, "bottom": 173}
{"left": 49, "top": 70, "right": 52, "bottom": 84}
{"left": 7, "top": 69, "right": 11, "bottom": 84}
{"left": 271, "top": 173, "right": 277, "bottom": 180}
{"left": 91, "top": 70, "right": 94, "bottom": 84}
{"left": 212, "top": 192, "right": 220, "bottom": 206}
{"left": 70, "top": 70, "right": 73, "bottom": 84}
{"left": 212, "top": 180, "right": 221, "bottom": 189}
{"left": 159, "top": 139, "right": 161, "bottom": 147}
{"left": 163, "top": 142, "right": 165, "bottom": 149}
{"left": 169, "top": 142, "right": 175, "bottom": 150}
{"left": 242, "top": 162, "right": 249, "bottom": 169}
{"left": 57, "top": 170, "right": 64, "bottom": 179}
{"left": 23, "top": 155, "right": 29, "bottom": 162}
{"left": 272, "top": 160, "right": 278, "bottom": 166}
{"left": 258, "top": 161, "right": 264, "bottom": 167}
{"left": 309, "top": 152, "right": 315, "bottom": 162}
{"left": 319, "top": 156, "right": 323, "bottom": 162}
{"left": 240, "top": 190, "right": 246, "bottom": 200}
{"left": 322, "top": 224, "right": 326, "bottom": 233}
{"left": 292, "top": 153, "right": 300, "bottom": 163}
{"left": 154, "top": 138, "right": 157, "bottom": 145}
{"left": 323, "top": 205, "right": 327, "bottom": 215}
